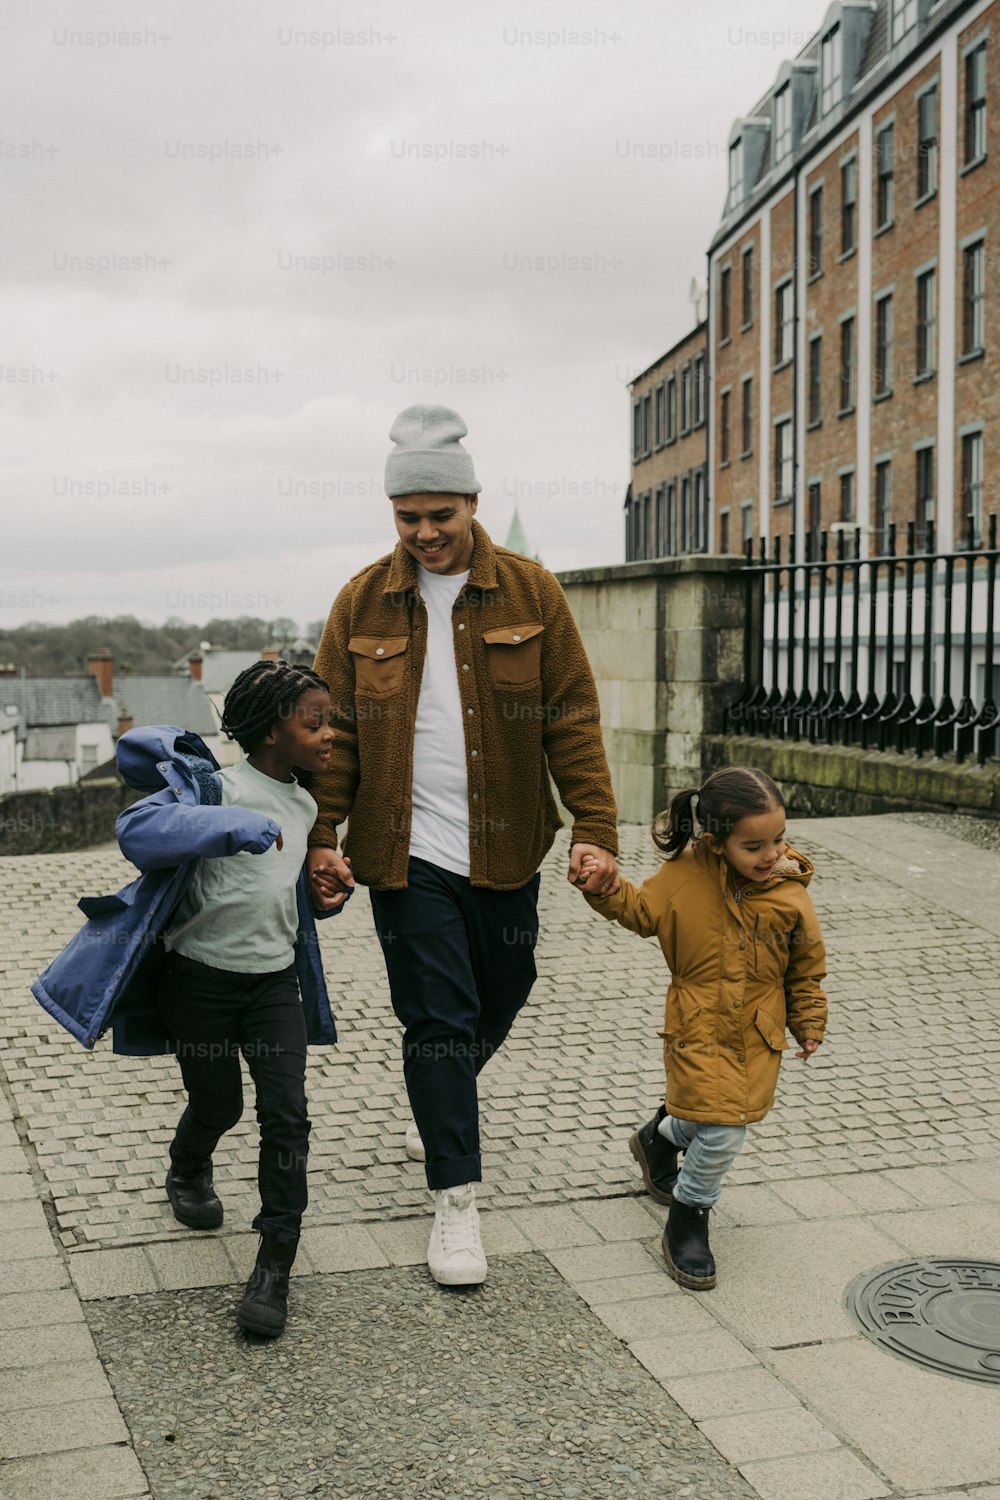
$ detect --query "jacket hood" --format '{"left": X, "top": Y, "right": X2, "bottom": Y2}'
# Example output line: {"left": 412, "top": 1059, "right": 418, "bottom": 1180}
{"left": 116, "top": 725, "right": 220, "bottom": 791}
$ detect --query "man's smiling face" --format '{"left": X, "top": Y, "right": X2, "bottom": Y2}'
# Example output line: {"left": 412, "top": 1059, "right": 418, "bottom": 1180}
{"left": 391, "top": 493, "right": 478, "bottom": 576}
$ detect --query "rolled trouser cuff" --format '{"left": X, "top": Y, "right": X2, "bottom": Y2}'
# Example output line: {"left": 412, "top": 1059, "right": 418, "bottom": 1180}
{"left": 426, "top": 1152, "right": 482, "bottom": 1191}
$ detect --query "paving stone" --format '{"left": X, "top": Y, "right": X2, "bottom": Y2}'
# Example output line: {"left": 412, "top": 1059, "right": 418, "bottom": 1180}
{"left": 299, "top": 1224, "right": 392, "bottom": 1273}
{"left": 0, "top": 1444, "right": 149, "bottom": 1499}
{"left": 595, "top": 1292, "right": 717, "bottom": 1342}
{"left": 768, "top": 1178, "right": 862, "bottom": 1219}
{"left": 0, "top": 1321, "right": 98, "bottom": 1369}
{"left": 699, "top": 1406, "right": 840, "bottom": 1463}
{"left": 69, "top": 1248, "right": 159, "bottom": 1300}
{"left": 664, "top": 1367, "right": 801, "bottom": 1421}
{"left": 0, "top": 1258, "right": 71, "bottom": 1294}
{"left": 506, "top": 1204, "right": 602, "bottom": 1248}
{"left": 367, "top": 1216, "right": 430, "bottom": 1267}
{"left": 0, "top": 1358, "right": 112, "bottom": 1414}
{"left": 570, "top": 1196, "right": 662, "bottom": 1240}
{"left": 737, "top": 1449, "right": 890, "bottom": 1500}
{"left": 0, "top": 1289, "right": 84, "bottom": 1329}
{"left": 145, "top": 1237, "right": 235, "bottom": 1291}
{"left": 1, "top": 1396, "right": 130, "bottom": 1459}
{"left": 869, "top": 1201, "right": 1000, "bottom": 1259}
{"left": 630, "top": 1328, "right": 760, "bottom": 1380}
{"left": 0, "top": 1173, "right": 37, "bottom": 1201}
{"left": 546, "top": 1240, "right": 661, "bottom": 1283}
{"left": 0, "top": 1228, "right": 57, "bottom": 1262}
{"left": 718, "top": 1186, "right": 803, "bottom": 1226}
{"left": 574, "top": 1272, "right": 679, "bottom": 1306}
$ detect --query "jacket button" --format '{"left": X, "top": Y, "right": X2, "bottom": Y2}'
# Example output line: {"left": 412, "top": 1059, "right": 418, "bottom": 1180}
{"left": 375, "top": 647, "right": 385, "bottom": 656}
{"left": 677, "top": 1041, "right": 685, "bottom": 1049}
{"left": 471, "top": 749, "right": 478, "bottom": 757}
{"left": 467, "top": 707, "right": 474, "bottom": 716}
{"left": 738, "top": 941, "right": 745, "bottom": 950}
{"left": 734, "top": 1001, "right": 742, "bottom": 1009}
{"left": 462, "top": 663, "right": 469, "bottom": 671}
{"left": 458, "top": 623, "right": 466, "bottom": 631}
{"left": 739, "top": 1112, "right": 747, "bottom": 1121}
{"left": 512, "top": 634, "right": 521, "bottom": 642}
{"left": 737, "top": 1054, "right": 745, "bottom": 1063}
{"left": 472, "top": 792, "right": 479, "bottom": 801}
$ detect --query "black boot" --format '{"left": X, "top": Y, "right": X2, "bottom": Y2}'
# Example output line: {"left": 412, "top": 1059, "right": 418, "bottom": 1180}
{"left": 165, "top": 1167, "right": 223, "bottom": 1230}
{"left": 237, "top": 1231, "right": 299, "bottom": 1339}
{"left": 662, "top": 1197, "right": 716, "bottom": 1289}
{"left": 628, "top": 1106, "right": 681, "bottom": 1205}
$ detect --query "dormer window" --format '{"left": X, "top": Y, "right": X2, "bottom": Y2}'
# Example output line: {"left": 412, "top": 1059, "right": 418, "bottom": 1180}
{"left": 728, "top": 139, "right": 744, "bottom": 212}
{"left": 891, "top": 0, "right": 918, "bottom": 43}
{"left": 773, "top": 84, "right": 792, "bottom": 166}
{"left": 821, "top": 24, "right": 842, "bottom": 115}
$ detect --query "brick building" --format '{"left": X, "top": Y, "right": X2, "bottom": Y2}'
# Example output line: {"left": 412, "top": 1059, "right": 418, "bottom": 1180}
{"left": 625, "top": 321, "right": 708, "bottom": 559}
{"left": 630, "top": 0, "right": 996, "bottom": 563}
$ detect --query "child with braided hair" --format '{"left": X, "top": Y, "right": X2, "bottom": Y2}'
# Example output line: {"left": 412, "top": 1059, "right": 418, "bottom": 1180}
{"left": 148, "top": 659, "right": 341, "bottom": 1336}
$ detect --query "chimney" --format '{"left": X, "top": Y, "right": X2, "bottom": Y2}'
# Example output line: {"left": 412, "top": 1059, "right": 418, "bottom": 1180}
{"left": 117, "top": 713, "right": 134, "bottom": 739}
{"left": 260, "top": 646, "right": 281, "bottom": 663}
{"left": 188, "top": 652, "right": 204, "bottom": 682}
{"left": 86, "top": 647, "right": 114, "bottom": 699}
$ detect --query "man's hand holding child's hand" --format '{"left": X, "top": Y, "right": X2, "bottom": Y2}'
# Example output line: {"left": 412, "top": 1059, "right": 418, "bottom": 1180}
{"left": 796, "top": 1039, "right": 821, "bottom": 1062}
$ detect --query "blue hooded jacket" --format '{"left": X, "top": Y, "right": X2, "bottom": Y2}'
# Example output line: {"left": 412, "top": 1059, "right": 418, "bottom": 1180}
{"left": 31, "top": 725, "right": 341, "bottom": 1052}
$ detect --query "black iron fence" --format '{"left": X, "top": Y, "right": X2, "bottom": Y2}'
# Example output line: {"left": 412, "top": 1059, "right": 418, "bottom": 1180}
{"left": 726, "top": 514, "right": 1000, "bottom": 765}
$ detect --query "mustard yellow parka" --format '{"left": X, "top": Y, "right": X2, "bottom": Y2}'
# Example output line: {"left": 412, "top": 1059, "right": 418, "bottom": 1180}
{"left": 586, "top": 841, "right": 827, "bottom": 1125}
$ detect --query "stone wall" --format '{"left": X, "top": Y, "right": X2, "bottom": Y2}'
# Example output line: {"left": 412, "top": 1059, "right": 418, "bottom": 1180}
{"left": 0, "top": 779, "right": 140, "bottom": 856}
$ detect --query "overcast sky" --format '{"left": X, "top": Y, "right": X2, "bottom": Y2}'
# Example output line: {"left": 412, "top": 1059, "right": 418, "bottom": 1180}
{"left": 4, "top": 0, "right": 809, "bottom": 630}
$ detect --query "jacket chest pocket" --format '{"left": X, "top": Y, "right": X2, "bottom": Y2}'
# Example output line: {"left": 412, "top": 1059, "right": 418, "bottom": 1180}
{"left": 482, "top": 622, "right": 543, "bottom": 686}
{"left": 349, "top": 635, "right": 409, "bottom": 696}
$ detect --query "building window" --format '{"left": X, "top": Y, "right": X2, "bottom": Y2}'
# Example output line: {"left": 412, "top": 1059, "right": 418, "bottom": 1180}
{"left": 654, "top": 486, "right": 664, "bottom": 555}
{"left": 807, "top": 482, "right": 822, "bottom": 557}
{"left": 808, "top": 335, "right": 823, "bottom": 425}
{"left": 773, "top": 83, "right": 792, "bottom": 166}
{"left": 80, "top": 744, "right": 99, "bottom": 773}
{"left": 961, "top": 431, "right": 984, "bottom": 545}
{"left": 720, "top": 508, "right": 730, "bottom": 553}
{"left": 694, "top": 467, "right": 707, "bottom": 551}
{"left": 680, "top": 475, "right": 691, "bottom": 551}
{"left": 963, "top": 240, "right": 985, "bottom": 355}
{"left": 965, "top": 42, "right": 987, "bottom": 165}
{"left": 918, "top": 87, "right": 938, "bottom": 198}
{"left": 841, "top": 157, "right": 857, "bottom": 254}
{"left": 808, "top": 185, "right": 823, "bottom": 278}
{"left": 632, "top": 401, "right": 642, "bottom": 461}
{"left": 665, "top": 375, "right": 676, "bottom": 442}
{"left": 876, "top": 123, "right": 895, "bottom": 228}
{"left": 774, "top": 280, "right": 793, "bottom": 365}
{"left": 728, "top": 139, "right": 744, "bottom": 212}
{"left": 741, "top": 245, "right": 754, "bottom": 328}
{"left": 875, "top": 294, "right": 894, "bottom": 397}
{"left": 693, "top": 354, "right": 705, "bottom": 427}
{"left": 839, "top": 316, "right": 856, "bottom": 410}
{"left": 741, "top": 376, "right": 753, "bottom": 456}
{"left": 821, "top": 25, "right": 842, "bottom": 116}
{"left": 720, "top": 265, "right": 732, "bottom": 341}
{"left": 720, "top": 390, "right": 731, "bottom": 464}
{"left": 915, "top": 446, "right": 934, "bottom": 549}
{"left": 916, "top": 268, "right": 936, "bottom": 377}
{"left": 642, "top": 393, "right": 652, "bottom": 454}
{"left": 642, "top": 492, "right": 652, "bottom": 558}
{"left": 680, "top": 363, "right": 692, "bottom": 433}
{"left": 839, "top": 469, "right": 855, "bottom": 523}
{"left": 741, "top": 500, "right": 753, "bottom": 549}
{"left": 875, "top": 460, "right": 892, "bottom": 552}
{"left": 891, "top": 0, "right": 918, "bottom": 44}
{"left": 654, "top": 382, "right": 665, "bottom": 447}
{"left": 666, "top": 480, "right": 676, "bottom": 555}
{"left": 774, "top": 419, "right": 793, "bottom": 501}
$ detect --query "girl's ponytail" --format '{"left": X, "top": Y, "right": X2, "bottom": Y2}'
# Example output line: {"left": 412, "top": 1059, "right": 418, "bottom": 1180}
{"left": 652, "top": 786, "right": 700, "bottom": 859}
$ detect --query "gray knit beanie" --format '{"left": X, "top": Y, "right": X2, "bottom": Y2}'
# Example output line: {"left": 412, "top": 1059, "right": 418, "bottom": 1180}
{"left": 384, "top": 404, "right": 481, "bottom": 498}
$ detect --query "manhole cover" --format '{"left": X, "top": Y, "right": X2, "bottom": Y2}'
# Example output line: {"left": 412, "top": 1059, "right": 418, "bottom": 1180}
{"left": 848, "top": 1259, "right": 1000, "bottom": 1385}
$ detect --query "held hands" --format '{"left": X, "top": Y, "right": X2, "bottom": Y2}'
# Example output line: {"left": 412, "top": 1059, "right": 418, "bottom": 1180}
{"left": 796, "top": 1038, "right": 822, "bottom": 1062}
{"left": 306, "top": 845, "right": 355, "bottom": 913}
{"left": 568, "top": 842, "right": 620, "bottom": 897}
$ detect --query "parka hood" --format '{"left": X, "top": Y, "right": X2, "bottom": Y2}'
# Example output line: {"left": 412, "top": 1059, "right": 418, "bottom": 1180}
{"left": 694, "top": 838, "right": 816, "bottom": 890}
{"left": 116, "top": 724, "right": 220, "bottom": 791}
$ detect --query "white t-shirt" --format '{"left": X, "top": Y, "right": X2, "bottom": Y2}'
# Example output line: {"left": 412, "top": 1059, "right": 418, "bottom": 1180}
{"left": 166, "top": 757, "right": 317, "bottom": 973}
{"left": 408, "top": 565, "right": 470, "bottom": 877}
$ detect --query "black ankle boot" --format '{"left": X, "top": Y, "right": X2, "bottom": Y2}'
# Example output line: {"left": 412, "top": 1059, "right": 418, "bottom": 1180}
{"left": 662, "top": 1197, "right": 716, "bottom": 1289}
{"left": 165, "top": 1167, "right": 223, "bottom": 1230}
{"left": 628, "top": 1106, "right": 681, "bottom": 1205}
{"left": 237, "top": 1231, "right": 299, "bottom": 1338}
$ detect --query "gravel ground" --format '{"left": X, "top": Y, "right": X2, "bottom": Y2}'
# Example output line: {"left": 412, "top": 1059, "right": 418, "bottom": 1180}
{"left": 888, "top": 809, "right": 1000, "bottom": 852}
{"left": 86, "top": 1254, "right": 757, "bottom": 1500}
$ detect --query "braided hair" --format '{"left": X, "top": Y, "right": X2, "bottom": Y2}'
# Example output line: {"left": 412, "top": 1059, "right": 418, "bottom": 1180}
{"left": 652, "top": 767, "right": 784, "bottom": 860}
{"left": 221, "top": 659, "right": 329, "bottom": 753}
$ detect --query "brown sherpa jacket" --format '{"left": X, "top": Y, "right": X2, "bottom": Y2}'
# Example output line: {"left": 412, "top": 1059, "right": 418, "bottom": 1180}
{"left": 310, "top": 520, "right": 618, "bottom": 890}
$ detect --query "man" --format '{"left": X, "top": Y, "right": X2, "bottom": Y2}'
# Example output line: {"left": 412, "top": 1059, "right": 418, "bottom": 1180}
{"left": 309, "top": 404, "right": 618, "bottom": 1285}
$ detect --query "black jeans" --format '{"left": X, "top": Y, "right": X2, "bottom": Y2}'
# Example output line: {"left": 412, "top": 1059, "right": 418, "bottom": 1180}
{"left": 156, "top": 951, "right": 310, "bottom": 1238}
{"left": 369, "top": 857, "right": 540, "bottom": 1190}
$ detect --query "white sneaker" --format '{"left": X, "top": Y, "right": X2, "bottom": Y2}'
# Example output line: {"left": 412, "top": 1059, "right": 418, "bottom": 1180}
{"left": 427, "top": 1183, "right": 488, "bottom": 1286}
{"left": 405, "top": 1121, "right": 426, "bottom": 1162}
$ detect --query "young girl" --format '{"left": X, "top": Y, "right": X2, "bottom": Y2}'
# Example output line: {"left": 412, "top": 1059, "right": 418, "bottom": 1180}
{"left": 118, "top": 660, "right": 341, "bottom": 1337}
{"left": 580, "top": 767, "right": 827, "bottom": 1290}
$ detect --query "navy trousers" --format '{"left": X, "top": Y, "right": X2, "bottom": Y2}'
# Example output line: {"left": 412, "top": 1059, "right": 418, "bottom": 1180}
{"left": 369, "top": 857, "right": 540, "bottom": 1190}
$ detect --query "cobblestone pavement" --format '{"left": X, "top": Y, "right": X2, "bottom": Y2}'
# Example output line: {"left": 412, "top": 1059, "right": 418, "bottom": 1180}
{"left": 3, "top": 814, "right": 1000, "bottom": 1499}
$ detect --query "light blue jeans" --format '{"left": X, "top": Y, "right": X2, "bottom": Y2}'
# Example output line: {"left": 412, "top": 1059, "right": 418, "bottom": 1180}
{"left": 663, "top": 1116, "right": 746, "bottom": 1208}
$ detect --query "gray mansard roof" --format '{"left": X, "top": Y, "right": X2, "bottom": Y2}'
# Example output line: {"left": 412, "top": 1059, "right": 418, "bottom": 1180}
{"left": 0, "top": 677, "right": 111, "bottom": 728}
